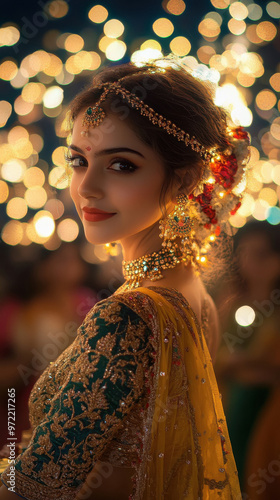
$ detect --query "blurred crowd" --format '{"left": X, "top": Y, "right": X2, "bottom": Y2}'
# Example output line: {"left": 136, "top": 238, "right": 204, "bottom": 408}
{"left": 1, "top": 221, "right": 280, "bottom": 499}
{"left": 214, "top": 221, "right": 280, "bottom": 499}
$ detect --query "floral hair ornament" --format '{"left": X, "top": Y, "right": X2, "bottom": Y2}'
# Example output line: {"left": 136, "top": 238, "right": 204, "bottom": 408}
{"left": 186, "top": 126, "right": 250, "bottom": 265}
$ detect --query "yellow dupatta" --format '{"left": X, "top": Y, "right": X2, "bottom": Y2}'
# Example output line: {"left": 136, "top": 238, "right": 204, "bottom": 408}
{"left": 133, "top": 287, "right": 242, "bottom": 500}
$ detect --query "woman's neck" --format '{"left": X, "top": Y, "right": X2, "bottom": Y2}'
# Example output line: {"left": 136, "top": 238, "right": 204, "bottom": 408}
{"left": 135, "top": 261, "right": 195, "bottom": 290}
{"left": 119, "top": 222, "right": 165, "bottom": 261}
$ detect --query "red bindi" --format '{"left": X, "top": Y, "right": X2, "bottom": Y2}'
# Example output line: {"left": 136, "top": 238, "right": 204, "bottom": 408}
{"left": 86, "top": 146, "right": 91, "bottom": 151}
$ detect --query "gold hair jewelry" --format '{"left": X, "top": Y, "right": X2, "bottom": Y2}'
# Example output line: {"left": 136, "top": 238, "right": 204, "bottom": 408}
{"left": 122, "top": 243, "right": 184, "bottom": 288}
{"left": 81, "top": 81, "right": 215, "bottom": 164}
{"left": 159, "top": 193, "right": 193, "bottom": 248}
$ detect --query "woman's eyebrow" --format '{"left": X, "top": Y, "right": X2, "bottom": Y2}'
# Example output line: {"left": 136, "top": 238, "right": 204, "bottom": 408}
{"left": 69, "top": 145, "right": 145, "bottom": 158}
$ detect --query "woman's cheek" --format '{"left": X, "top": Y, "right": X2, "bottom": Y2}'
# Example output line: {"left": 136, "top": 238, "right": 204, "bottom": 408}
{"left": 69, "top": 176, "right": 81, "bottom": 214}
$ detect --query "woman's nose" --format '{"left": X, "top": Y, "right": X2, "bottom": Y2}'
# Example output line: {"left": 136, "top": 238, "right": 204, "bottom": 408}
{"left": 77, "top": 166, "right": 104, "bottom": 199}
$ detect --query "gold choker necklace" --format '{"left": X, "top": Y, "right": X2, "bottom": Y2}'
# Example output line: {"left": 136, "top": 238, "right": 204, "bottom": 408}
{"left": 122, "top": 243, "right": 185, "bottom": 288}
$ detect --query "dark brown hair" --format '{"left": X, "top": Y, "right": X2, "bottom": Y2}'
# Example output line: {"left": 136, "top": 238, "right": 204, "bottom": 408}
{"left": 69, "top": 61, "right": 229, "bottom": 216}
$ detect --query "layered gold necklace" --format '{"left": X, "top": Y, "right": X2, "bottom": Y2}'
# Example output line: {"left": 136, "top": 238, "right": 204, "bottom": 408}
{"left": 122, "top": 242, "right": 185, "bottom": 289}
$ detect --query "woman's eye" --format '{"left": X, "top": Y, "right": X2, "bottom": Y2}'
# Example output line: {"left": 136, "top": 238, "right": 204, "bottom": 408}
{"left": 108, "top": 159, "right": 137, "bottom": 173}
{"left": 65, "top": 155, "right": 87, "bottom": 168}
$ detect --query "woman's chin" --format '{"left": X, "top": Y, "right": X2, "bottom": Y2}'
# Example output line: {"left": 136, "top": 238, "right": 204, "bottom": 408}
{"left": 83, "top": 232, "right": 120, "bottom": 246}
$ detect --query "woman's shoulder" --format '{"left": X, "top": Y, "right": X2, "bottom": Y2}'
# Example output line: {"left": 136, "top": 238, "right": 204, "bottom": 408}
{"left": 95, "top": 286, "right": 158, "bottom": 316}
{"left": 80, "top": 288, "right": 157, "bottom": 337}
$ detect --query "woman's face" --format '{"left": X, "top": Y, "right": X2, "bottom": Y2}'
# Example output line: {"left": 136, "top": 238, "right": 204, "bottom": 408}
{"left": 70, "top": 111, "right": 173, "bottom": 247}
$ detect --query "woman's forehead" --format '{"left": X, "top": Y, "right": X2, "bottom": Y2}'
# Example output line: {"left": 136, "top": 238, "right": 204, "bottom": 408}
{"left": 71, "top": 111, "right": 162, "bottom": 163}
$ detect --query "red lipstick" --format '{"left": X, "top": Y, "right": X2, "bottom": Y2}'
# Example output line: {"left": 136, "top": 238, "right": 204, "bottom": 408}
{"left": 82, "top": 207, "right": 116, "bottom": 222}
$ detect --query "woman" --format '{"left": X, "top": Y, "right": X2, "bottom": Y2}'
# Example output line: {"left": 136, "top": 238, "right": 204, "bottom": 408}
{"left": 0, "top": 57, "right": 249, "bottom": 499}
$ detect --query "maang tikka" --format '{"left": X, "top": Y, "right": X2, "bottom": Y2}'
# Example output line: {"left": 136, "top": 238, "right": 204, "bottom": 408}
{"left": 159, "top": 193, "right": 193, "bottom": 249}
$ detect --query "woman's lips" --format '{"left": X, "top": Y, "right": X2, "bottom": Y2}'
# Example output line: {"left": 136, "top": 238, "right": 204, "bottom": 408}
{"left": 82, "top": 208, "right": 116, "bottom": 222}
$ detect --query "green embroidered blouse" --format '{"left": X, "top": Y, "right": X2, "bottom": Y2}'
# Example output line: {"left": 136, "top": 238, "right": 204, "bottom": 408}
{"left": 1, "top": 292, "right": 155, "bottom": 499}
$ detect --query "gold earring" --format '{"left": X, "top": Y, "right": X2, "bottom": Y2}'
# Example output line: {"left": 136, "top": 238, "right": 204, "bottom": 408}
{"left": 159, "top": 193, "right": 193, "bottom": 248}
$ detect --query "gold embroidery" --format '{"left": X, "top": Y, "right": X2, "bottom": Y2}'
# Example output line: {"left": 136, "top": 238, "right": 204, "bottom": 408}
{"left": 1, "top": 296, "right": 154, "bottom": 499}
{"left": 1, "top": 286, "right": 241, "bottom": 500}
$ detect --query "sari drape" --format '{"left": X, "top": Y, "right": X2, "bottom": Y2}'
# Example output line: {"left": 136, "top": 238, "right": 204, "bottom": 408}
{"left": 132, "top": 287, "right": 242, "bottom": 499}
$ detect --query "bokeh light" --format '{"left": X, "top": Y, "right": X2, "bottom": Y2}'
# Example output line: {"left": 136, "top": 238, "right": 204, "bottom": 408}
{"left": 266, "top": 2, "right": 280, "bottom": 18}
{"left": 49, "top": 166, "right": 69, "bottom": 189}
{"left": 170, "top": 36, "right": 191, "bottom": 56}
{"left": 47, "top": 0, "right": 69, "bottom": 18}
{"left": 210, "top": 0, "right": 230, "bottom": 8}
{"left": 88, "top": 5, "right": 109, "bottom": 23}
{"left": 2, "top": 220, "right": 23, "bottom": 246}
{"left": 0, "top": 101, "right": 12, "bottom": 127}
{"left": 23, "top": 167, "right": 45, "bottom": 188}
{"left": 22, "top": 82, "right": 46, "bottom": 104}
{"left": 256, "top": 90, "right": 277, "bottom": 110}
{"left": 64, "top": 34, "right": 84, "bottom": 53}
{"left": 256, "top": 21, "right": 277, "bottom": 41}
{"left": 235, "top": 306, "right": 256, "bottom": 326}
{"left": 152, "top": 18, "right": 174, "bottom": 38}
{"left": 104, "top": 19, "right": 125, "bottom": 38}
{"left": 270, "top": 73, "right": 280, "bottom": 92}
{"left": 25, "top": 186, "right": 48, "bottom": 209}
{"left": 105, "top": 40, "right": 127, "bottom": 61}
{"left": 247, "top": 4, "right": 263, "bottom": 21}
{"left": 57, "top": 218, "right": 79, "bottom": 241}
{"left": 166, "top": 0, "right": 186, "bottom": 16}
{"left": 44, "top": 199, "right": 65, "bottom": 219}
{"left": 141, "top": 39, "right": 162, "bottom": 51}
{"left": 1, "top": 159, "right": 26, "bottom": 183}
{"left": 0, "top": 26, "right": 20, "bottom": 47}
{"left": 198, "top": 18, "right": 221, "bottom": 39}
{"left": 0, "top": 60, "right": 18, "bottom": 81}
{"left": 34, "top": 211, "right": 55, "bottom": 238}
{"left": 43, "top": 86, "right": 64, "bottom": 108}
{"left": 6, "top": 197, "right": 28, "bottom": 220}
{"left": 229, "top": 2, "right": 248, "bottom": 20}
{"left": 0, "top": 180, "right": 9, "bottom": 203}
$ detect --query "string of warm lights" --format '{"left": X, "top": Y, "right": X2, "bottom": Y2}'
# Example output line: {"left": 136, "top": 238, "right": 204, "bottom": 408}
{"left": 0, "top": 0, "right": 280, "bottom": 264}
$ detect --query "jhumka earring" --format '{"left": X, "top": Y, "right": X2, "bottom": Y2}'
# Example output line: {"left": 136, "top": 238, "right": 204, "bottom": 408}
{"left": 159, "top": 193, "right": 193, "bottom": 248}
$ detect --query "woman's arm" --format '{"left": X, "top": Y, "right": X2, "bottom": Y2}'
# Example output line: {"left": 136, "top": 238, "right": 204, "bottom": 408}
{"left": 0, "top": 297, "right": 153, "bottom": 500}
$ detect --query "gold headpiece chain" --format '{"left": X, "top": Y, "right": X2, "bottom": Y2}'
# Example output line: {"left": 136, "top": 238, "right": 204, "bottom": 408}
{"left": 81, "top": 80, "right": 216, "bottom": 164}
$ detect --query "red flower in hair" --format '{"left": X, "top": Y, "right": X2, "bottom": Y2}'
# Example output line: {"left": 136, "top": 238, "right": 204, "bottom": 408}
{"left": 230, "top": 201, "right": 241, "bottom": 215}
{"left": 203, "top": 206, "right": 216, "bottom": 219}
{"left": 195, "top": 183, "right": 214, "bottom": 205}
{"left": 211, "top": 153, "right": 238, "bottom": 190}
{"left": 232, "top": 126, "right": 249, "bottom": 140}
{"left": 192, "top": 183, "right": 218, "bottom": 225}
